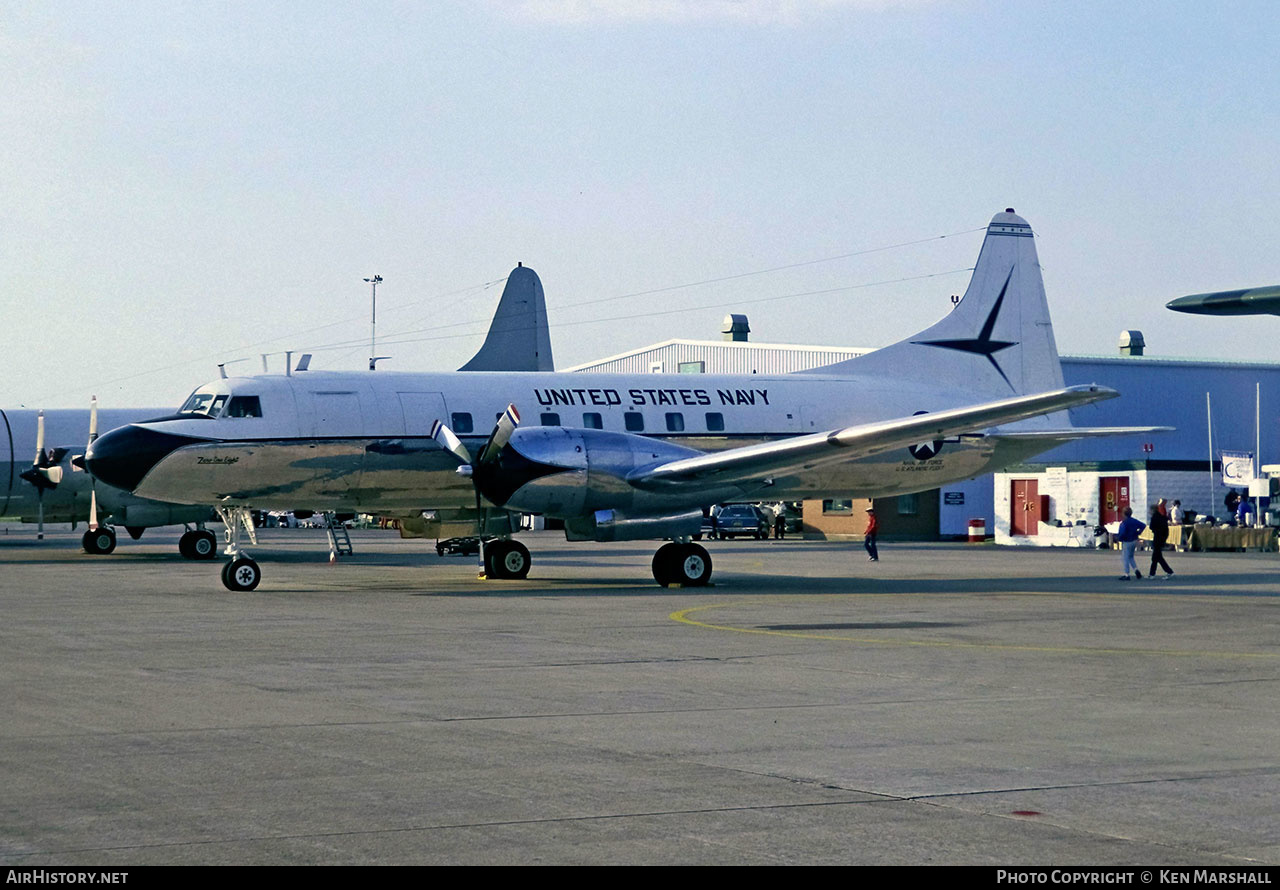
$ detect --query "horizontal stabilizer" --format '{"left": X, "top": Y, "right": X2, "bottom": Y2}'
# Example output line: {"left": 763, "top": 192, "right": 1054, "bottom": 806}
{"left": 630, "top": 384, "right": 1117, "bottom": 491}
{"left": 991, "top": 426, "right": 1174, "bottom": 440}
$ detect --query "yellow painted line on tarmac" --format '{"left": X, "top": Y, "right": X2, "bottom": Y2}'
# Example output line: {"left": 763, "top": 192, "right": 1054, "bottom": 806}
{"left": 669, "top": 598, "right": 1280, "bottom": 659}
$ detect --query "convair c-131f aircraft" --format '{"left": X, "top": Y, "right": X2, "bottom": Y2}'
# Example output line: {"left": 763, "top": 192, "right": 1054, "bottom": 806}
{"left": 87, "top": 210, "right": 1159, "bottom": 590}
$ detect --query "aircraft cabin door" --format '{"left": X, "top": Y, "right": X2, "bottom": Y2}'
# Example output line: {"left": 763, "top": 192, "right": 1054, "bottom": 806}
{"left": 397, "top": 392, "right": 449, "bottom": 437}
{"left": 302, "top": 391, "right": 367, "bottom": 497}
{"left": 307, "top": 391, "right": 364, "bottom": 438}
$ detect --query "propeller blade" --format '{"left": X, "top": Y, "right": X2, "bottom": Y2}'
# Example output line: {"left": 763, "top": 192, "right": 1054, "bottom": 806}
{"left": 88, "top": 396, "right": 100, "bottom": 530}
{"left": 34, "top": 410, "right": 45, "bottom": 465}
{"left": 476, "top": 404, "right": 520, "bottom": 466}
{"left": 30, "top": 410, "right": 48, "bottom": 538}
{"left": 429, "top": 418, "right": 472, "bottom": 464}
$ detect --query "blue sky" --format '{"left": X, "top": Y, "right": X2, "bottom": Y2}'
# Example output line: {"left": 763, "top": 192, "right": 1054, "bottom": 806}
{"left": 4, "top": 1, "right": 1278, "bottom": 408}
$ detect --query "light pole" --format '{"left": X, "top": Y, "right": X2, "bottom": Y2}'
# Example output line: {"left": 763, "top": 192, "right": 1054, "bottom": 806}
{"left": 364, "top": 275, "right": 382, "bottom": 370}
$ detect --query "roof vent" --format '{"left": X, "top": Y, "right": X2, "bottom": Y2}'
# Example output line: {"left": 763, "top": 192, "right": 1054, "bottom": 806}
{"left": 1005, "top": 207, "right": 1015, "bottom": 213}
{"left": 1119, "top": 329, "right": 1145, "bottom": 356}
{"left": 722, "top": 313, "right": 750, "bottom": 342}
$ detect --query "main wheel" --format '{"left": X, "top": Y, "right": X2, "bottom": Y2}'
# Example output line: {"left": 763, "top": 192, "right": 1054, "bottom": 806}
{"left": 485, "top": 540, "right": 531, "bottom": 579}
{"left": 652, "top": 542, "right": 712, "bottom": 587}
{"left": 191, "top": 529, "right": 217, "bottom": 559}
{"left": 82, "top": 527, "right": 117, "bottom": 555}
{"left": 222, "top": 556, "right": 261, "bottom": 591}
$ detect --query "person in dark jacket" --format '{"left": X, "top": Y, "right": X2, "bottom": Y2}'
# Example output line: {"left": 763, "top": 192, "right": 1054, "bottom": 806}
{"left": 1116, "top": 507, "right": 1145, "bottom": 580}
{"left": 1148, "top": 503, "right": 1174, "bottom": 578}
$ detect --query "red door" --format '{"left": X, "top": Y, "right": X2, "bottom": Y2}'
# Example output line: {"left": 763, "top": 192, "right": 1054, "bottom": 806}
{"left": 1010, "top": 479, "right": 1041, "bottom": 536}
{"left": 1099, "top": 476, "right": 1130, "bottom": 525}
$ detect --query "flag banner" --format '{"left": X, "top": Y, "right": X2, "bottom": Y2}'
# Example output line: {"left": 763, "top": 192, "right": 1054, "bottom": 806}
{"left": 1221, "top": 451, "right": 1255, "bottom": 486}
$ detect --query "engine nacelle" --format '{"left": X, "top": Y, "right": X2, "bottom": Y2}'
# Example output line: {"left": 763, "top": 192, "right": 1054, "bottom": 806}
{"left": 565, "top": 508, "right": 703, "bottom": 543}
{"left": 482, "top": 427, "right": 706, "bottom": 518}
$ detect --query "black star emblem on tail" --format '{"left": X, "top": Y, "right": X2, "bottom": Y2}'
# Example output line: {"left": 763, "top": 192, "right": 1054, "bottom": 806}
{"left": 912, "top": 268, "right": 1019, "bottom": 389}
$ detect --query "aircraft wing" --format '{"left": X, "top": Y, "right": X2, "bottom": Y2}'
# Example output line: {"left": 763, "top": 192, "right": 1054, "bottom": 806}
{"left": 629, "top": 385, "right": 1118, "bottom": 491}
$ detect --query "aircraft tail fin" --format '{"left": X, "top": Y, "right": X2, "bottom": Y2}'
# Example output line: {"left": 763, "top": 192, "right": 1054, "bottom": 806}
{"left": 459, "top": 264, "right": 554, "bottom": 372}
{"left": 805, "top": 209, "right": 1065, "bottom": 398}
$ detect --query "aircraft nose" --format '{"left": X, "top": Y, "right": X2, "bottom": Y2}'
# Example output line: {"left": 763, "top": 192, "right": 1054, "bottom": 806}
{"left": 86, "top": 424, "right": 200, "bottom": 492}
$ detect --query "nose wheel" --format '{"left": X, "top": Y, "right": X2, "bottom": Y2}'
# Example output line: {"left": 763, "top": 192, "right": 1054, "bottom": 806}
{"left": 652, "top": 542, "right": 712, "bottom": 587}
{"left": 221, "top": 556, "right": 262, "bottom": 591}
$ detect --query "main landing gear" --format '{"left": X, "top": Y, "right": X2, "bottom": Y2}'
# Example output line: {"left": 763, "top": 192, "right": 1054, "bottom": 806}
{"left": 179, "top": 528, "right": 218, "bottom": 560}
{"left": 81, "top": 523, "right": 217, "bottom": 559}
{"left": 82, "top": 526, "right": 117, "bottom": 555}
{"left": 651, "top": 541, "right": 713, "bottom": 587}
{"left": 481, "top": 539, "right": 532, "bottom": 579}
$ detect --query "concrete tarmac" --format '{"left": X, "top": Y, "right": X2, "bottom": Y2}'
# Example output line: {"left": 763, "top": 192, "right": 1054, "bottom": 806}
{"left": 1, "top": 526, "right": 1277, "bottom": 865}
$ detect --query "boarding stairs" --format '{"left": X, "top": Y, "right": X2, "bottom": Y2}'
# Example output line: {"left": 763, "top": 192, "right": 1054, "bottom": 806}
{"left": 325, "top": 514, "right": 353, "bottom": 558}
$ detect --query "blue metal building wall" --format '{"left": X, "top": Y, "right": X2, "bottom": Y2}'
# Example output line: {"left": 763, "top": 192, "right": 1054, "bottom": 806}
{"left": 1047, "top": 356, "right": 1280, "bottom": 464}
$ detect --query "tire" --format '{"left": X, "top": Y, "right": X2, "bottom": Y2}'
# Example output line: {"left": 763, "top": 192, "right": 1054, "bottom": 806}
{"left": 179, "top": 532, "right": 194, "bottom": 559}
{"left": 82, "top": 527, "right": 116, "bottom": 555}
{"left": 651, "top": 543, "right": 712, "bottom": 587}
{"left": 191, "top": 530, "right": 217, "bottom": 560}
{"left": 222, "top": 557, "right": 261, "bottom": 591}
{"left": 485, "top": 540, "right": 532, "bottom": 579}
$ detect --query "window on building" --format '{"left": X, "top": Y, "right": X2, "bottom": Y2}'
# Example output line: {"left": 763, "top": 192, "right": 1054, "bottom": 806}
{"left": 705, "top": 412, "right": 725, "bottom": 432}
{"left": 451, "top": 412, "right": 473, "bottom": 434}
{"left": 897, "top": 493, "right": 919, "bottom": 516}
{"left": 665, "top": 412, "right": 685, "bottom": 432}
{"left": 678, "top": 361, "right": 705, "bottom": 374}
{"left": 823, "top": 499, "right": 854, "bottom": 515}
{"left": 625, "top": 412, "right": 645, "bottom": 432}
{"left": 226, "top": 395, "right": 262, "bottom": 418}
{"left": 583, "top": 412, "right": 603, "bottom": 429}
{"left": 539, "top": 412, "right": 561, "bottom": 426}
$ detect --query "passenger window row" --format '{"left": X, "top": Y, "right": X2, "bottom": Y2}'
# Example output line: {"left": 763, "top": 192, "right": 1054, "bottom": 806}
{"left": 451, "top": 411, "right": 727, "bottom": 433}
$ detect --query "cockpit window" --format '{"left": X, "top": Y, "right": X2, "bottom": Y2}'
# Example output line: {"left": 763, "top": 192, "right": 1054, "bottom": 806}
{"left": 178, "top": 391, "right": 228, "bottom": 417}
{"left": 226, "top": 396, "right": 263, "bottom": 418}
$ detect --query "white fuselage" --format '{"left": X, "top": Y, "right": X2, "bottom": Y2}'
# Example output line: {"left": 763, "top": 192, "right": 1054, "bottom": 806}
{"left": 107, "top": 369, "right": 1050, "bottom": 514}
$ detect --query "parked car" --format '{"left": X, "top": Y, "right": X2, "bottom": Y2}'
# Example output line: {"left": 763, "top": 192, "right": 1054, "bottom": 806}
{"left": 713, "top": 504, "right": 772, "bottom": 540}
